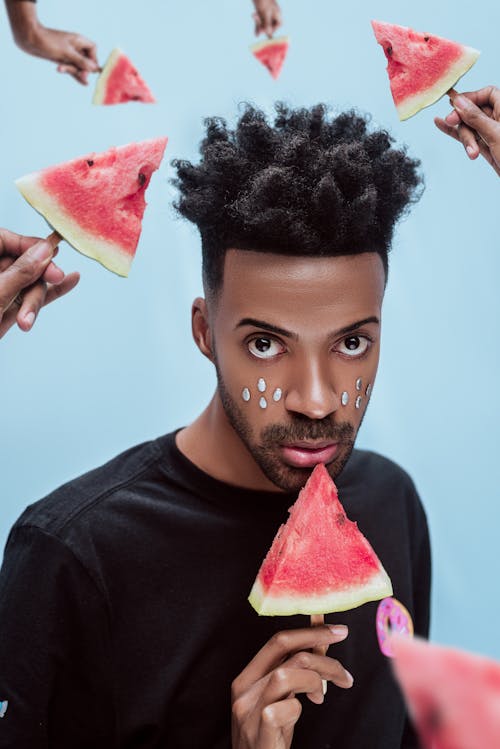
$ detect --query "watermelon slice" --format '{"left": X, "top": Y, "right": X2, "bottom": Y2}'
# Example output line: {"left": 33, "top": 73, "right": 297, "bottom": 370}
{"left": 250, "top": 36, "right": 289, "bottom": 79}
{"left": 248, "top": 463, "right": 393, "bottom": 616}
{"left": 93, "top": 48, "right": 156, "bottom": 105}
{"left": 392, "top": 636, "right": 500, "bottom": 749}
{"left": 15, "top": 138, "right": 167, "bottom": 276}
{"left": 371, "top": 21, "right": 480, "bottom": 120}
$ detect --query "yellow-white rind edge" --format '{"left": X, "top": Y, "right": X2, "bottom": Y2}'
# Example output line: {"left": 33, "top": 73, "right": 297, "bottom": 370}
{"left": 397, "top": 46, "right": 480, "bottom": 121}
{"left": 15, "top": 172, "right": 132, "bottom": 277}
{"left": 248, "top": 568, "right": 393, "bottom": 616}
{"left": 92, "top": 48, "right": 122, "bottom": 106}
{"left": 250, "top": 35, "right": 289, "bottom": 54}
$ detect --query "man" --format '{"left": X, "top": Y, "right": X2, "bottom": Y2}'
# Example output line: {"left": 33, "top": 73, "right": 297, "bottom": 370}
{"left": 0, "top": 104, "right": 430, "bottom": 748}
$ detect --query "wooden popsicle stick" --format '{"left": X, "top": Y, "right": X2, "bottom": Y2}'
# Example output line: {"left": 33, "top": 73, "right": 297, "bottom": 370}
{"left": 45, "top": 230, "right": 62, "bottom": 250}
{"left": 310, "top": 614, "right": 328, "bottom": 694}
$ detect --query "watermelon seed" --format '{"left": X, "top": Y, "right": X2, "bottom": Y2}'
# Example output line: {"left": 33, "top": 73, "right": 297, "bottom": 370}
{"left": 138, "top": 172, "right": 146, "bottom": 186}
{"left": 386, "top": 45, "right": 392, "bottom": 56}
{"left": 87, "top": 160, "right": 94, "bottom": 167}
{"left": 424, "top": 36, "right": 430, "bottom": 42}
{"left": 336, "top": 513, "right": 345, "bottom": 526}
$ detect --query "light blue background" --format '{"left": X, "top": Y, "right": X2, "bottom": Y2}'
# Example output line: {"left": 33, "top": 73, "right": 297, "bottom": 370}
{"left": 1, "top": 0, "right": 499, "bottom": 657}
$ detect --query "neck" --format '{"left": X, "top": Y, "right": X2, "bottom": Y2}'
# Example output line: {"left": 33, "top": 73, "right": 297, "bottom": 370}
{"left": 176, "top": 392, "right": 283, "bottom": 491}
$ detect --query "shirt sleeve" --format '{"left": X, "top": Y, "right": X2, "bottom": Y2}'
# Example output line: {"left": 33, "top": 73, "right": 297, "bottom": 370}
{"left": 0, "top": 524, "right": 115, "bottom": 748}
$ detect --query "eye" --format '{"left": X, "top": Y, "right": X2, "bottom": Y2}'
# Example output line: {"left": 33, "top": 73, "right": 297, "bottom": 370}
{"left": 248, "top": 337, "right": 285, "bottom": 359}
{"left": 336, "top": 335, "right": 370, "bottom": 358}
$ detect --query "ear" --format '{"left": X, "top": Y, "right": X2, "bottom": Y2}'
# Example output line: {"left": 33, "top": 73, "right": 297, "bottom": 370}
{"left": 192, "top": 297, "right": 214, "bottom": 362}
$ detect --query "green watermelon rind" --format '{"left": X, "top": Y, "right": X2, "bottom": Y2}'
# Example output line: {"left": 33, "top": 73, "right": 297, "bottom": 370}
{"left": 15, "top": 172, "right": 133, "bottom": 277}
{"left": 397, "top": 45, "right": 480, "bottom": 120}
{"left": 92, "top": 48, "right": 122, "bottom": 106}
{"left": 249, "top": 567, "right": 393, "bottom": 616}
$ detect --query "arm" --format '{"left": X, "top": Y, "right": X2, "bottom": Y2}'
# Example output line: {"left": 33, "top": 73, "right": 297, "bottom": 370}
{"left": 0, "top": 229, "right": 79, "bottom": 338}
{"left": 231, "top": 625, "right": 352, "bottom": 748}
{"left": 434, "top": 86, "right": 500, "bottom": 176}
{"left": 251, "top": 0, "right": 283, "bottom": 37}
{"left": 5, "top": 0, "right": 99, "bottom": 84}
{"left": 0, "top": 525, "right": 114, "bottom": 747}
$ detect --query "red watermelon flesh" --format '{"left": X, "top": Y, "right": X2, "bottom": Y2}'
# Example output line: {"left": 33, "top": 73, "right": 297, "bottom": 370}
{"left": 93, "top": 48, "right": 156, "bottom": 105}
{"left": 15, "top": 138, "right": 167, "bottom": 276}
{"left": 392, "top": 636, "right": 500, "bottom": 749}
{"left": 251, "top": 36, "right": 289, "bottom": 79}
{"left": 248, "top": 463, "right": 393, "bottom": 616}
{"left": 371, "top": 21, "right": 480, "bottom": 120}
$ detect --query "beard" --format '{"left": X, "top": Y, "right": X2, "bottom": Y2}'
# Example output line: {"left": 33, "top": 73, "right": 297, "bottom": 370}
{"left": 215, "top": 364, "right": 357, "bottom": 493}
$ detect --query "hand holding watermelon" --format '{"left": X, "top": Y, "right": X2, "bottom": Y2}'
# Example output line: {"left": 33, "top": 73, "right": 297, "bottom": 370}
{"left": 231, "top": 625, "right": 352, "bottom": 748}
{"left": 0, "top": 229, "right": 79, "bottom": 338}
{"left": 252, "top": 0, "right": 283, "bottom": 37}
{"left": 435, "top": 86, "right": 500, "bottom": 176}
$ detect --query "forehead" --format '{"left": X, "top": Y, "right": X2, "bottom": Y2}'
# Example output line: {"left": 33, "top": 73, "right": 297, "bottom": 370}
{"left": 214, "top": 249, "right": 385, "bottom": 330}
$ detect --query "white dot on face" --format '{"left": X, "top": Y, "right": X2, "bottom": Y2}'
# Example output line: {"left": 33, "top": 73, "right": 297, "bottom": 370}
{"left": 355, "top": 377, "right": 362, "bottom": 391}
{"left": 341, "top": 391, "right": 349, "bottom": 406}
{"left": 366, "top": 383, "right": 372, "bottom": 398}
{"left": 355, "top": 395, "right": 362, "bottom": 409}
{"left": 258, "top": 378, "right": 266, "bottom": 393}
{"left": 272, "top": 388, "right": 282, "bottom": 402}
{"left": 242, "top": 387, "right": 251, "bottom": 402}
{"left": 259, "top": 396, "right": 267, "bottom": 409}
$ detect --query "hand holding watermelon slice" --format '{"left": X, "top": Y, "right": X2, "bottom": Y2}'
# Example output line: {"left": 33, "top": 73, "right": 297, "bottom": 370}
{"left": 231, "top": 624, "right": 352, "bottom": 747}
{"left": 435, "top": 86, "right": 500, "bottom": 176}
{"left": 372, "top": 20, "right": 480, "bottom": 120}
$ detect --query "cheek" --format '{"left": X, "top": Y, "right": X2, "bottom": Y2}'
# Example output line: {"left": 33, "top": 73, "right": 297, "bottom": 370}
{"left": 337, "top": 358, "right": 378, "bottom": 415}
{"left": 240, "top": 376, "right": 284, "bottom": 412}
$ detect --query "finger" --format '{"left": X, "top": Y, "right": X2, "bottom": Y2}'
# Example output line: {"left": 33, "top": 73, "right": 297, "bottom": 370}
{"left": 286, "top": 651, "right": 354, "bottom": 690}
{"left": 81, "top": 40, "right": 99, "bottom": 69}
{"left": 16, "top": 280, "right": 48, "bottom": 332}
{"left": 261, "top": 666, "right": 325, "bottom": 707}
{"left": 456, "top": 122, "right": 481, "bottom": 159}
{"left": 44, "top": 271, "right": 80, "bottom": 306}
{"left": 450, "top": 93, "right": 500, "bottom": 146}
{"left": 258, "top": 698, "right": 302, "bottom": 746}
{"left": 41, "top": 257, "right": 64, "bottom": 285}
{"left": 253, "top": 12, "right": 263, "bottom": 35}
{"left": 434, "top": 116, "right": 461, "bottom": 142}
{"left": 56, "top": 62, "right": 88, "bottom": 84}
{"left": 0, "top": 229, "right": 43, "bottom": 258}
{"left": 0, "top": 241, "right": 54, "bottom": 321}
{"left": 452, "top": 85, "right": 500, "bottom": 113}
{"left": 0, "top": 304, "right": 18, "bottom": 339}
{"left": 233, "top": 625, "right": 348, "bottom": 696}
{"left": 65, "top": 36, "right": 99, "bottom": 72}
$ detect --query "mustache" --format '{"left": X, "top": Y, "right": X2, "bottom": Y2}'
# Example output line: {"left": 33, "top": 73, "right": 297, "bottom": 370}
{"left": 261, "top": 419, "right": 355, "bottom": 445}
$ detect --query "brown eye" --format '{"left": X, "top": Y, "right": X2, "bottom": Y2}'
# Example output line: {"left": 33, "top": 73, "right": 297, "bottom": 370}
{"left": 248, "top": 337, "right": 285, "bottom": 359}
{"left": 337, "top": 336, "right": 370, "bottom": 358}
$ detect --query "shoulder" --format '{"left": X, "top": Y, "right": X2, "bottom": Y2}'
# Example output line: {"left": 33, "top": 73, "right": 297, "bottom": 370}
{"left": 13, "top": 436, "right": 167, "bottom": 538}
{"left": 346, "top": 448, "right": 418, "bottom": 493}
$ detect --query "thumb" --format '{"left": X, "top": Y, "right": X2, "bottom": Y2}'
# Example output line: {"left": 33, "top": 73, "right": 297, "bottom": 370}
{"left": 452, "top": 94, "right": 499, "bottom": 145}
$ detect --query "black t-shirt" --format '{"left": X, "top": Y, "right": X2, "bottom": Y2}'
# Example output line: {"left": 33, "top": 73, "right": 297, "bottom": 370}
{"left": 0, "top": 432, "right": 431, "bottom": 748}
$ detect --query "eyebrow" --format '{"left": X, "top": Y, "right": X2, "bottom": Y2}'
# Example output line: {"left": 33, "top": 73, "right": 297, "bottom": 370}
{"left": 235, "top": 316, "right": 380, "bottom": 340}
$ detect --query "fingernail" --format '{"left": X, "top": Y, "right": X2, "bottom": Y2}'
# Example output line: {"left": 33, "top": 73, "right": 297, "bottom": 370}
{"left": 466, "top": 145, "right": 476, "bottom": 157}
{"left": 329, "top": 625, "right": 348, "bottom": 637}
{"left": 24, "top": 311, "right": 35, "bottom": 328}
{"left": 29, "top": 241, "right": 52, "bottom": 262}
{"left": 344, "top": 669, "right": 354, "bottom": 687}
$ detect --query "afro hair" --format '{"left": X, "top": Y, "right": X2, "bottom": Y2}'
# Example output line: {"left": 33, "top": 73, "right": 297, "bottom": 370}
{"left": 173, "top": 103, "right": 423, "bottom": 294}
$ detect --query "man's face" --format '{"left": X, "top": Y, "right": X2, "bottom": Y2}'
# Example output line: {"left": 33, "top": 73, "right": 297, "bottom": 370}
{"left": 209, "top": 249, "right": 385, "bottom": 492}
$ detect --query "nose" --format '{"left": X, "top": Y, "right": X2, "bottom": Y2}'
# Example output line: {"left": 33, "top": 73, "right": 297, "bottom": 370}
{"left": 284, "top": 359, "right": 340, "bottom": 420}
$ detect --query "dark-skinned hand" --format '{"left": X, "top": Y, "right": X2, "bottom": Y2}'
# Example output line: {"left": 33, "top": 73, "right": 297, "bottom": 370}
{"left": 231, "top": 624, "right": 353, "bottom": 749}
{"left": 252, "top": 0, "right": 283, "bottom": 38}
{"left": 435, "top": 86, "right": 500, "bottom": 176}
{"left": 0, "top": 230, "right": 79, "bottom": 339}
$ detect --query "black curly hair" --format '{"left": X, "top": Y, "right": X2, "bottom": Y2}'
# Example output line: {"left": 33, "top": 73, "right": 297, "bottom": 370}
{"left": 173, "top": 103, "right": 423, "bottom": 296}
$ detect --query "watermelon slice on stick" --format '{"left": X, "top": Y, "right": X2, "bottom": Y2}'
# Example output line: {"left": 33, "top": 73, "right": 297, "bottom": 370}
{"left": 371, "top": 21, "right": 480, "bottom": 120}
{"left": 250, "top": 36, "right": 289, "bottom": 79}
{"left": 248, "top": 463, "right": 393, "bottom": 616}
{"left": 15, "top": 138, "right": 167, "bottom": 276}
{"left": 93, "top": 48, "right": 156, "bottom": 105}
{"left": 391, "top": 635, "right": 500, "bottom": 749}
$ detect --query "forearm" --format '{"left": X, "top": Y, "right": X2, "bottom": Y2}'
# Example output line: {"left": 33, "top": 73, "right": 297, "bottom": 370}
{"left": 5, "top": 0, "right": 40, "bottom": 50}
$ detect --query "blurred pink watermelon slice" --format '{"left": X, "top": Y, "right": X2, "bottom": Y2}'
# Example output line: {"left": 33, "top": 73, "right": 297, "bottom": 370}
{"left": 371, "top": 21, "right": 480, "bottom": 120}
{"left": 93, "top": 48, "right": 156, "bottom": 105}
{"left": 248, "top": 463, "right": 393, "bottom": 615}
{"left": 15, "top": 138, "right": 167, "bottom": 276}
{"left": 392, "top": 636, "right": 500, "bottom": 749}
{"left": 250, "top": 36, "right": 289, "bottom": 79}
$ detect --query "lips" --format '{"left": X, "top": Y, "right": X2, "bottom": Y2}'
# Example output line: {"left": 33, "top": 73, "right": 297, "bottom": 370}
{"left": 279, "top": 441, "right": 340, "bottom": 468}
